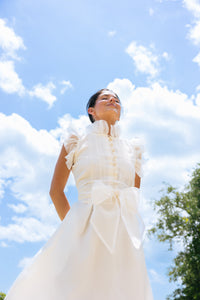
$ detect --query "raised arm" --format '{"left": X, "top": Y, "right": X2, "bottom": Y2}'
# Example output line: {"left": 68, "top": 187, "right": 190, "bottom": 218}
{"left": 49, "top": 145, "right": 71, "bottom": 221}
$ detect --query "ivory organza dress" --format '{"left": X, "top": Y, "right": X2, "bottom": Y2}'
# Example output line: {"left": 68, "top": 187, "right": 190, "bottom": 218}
{"left": 5, "top": 120, "right": 153, "bottom": 300}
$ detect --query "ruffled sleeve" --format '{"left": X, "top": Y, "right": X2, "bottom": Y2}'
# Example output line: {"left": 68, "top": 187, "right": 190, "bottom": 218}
{"left": 131, "top": 138, "right": 145, "bottom": 178}
{"left": 62, "top": 132, "right": 79, "bottom": 170}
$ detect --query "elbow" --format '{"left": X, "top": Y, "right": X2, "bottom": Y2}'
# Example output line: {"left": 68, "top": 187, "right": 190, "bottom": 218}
{"left": 49, "top": 188, "right": 53, "bottom": 198}
{"left": 49, "top": 186, "right": 57, "bottom": 201}
{"left": 49, "top": 186, "right": 64, "bottom": 202}
{"left": 49, "top": 188, "right": 59, "bottom": 207}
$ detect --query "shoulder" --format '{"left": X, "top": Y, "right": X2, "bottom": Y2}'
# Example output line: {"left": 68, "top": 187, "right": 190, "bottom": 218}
{"left": 61, "top": 130, "right": 85, "bottom": 170}
{"left": 61, "top": 128, "right": 83, "bottom": 154}
{"left": 120, "top": 137, "right": 145, "bottom": 162}
{"left": 129, "top": 137, "right": 145, "bottom": 156}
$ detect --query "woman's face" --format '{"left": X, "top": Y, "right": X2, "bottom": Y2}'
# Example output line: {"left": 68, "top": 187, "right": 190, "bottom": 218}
{"left": 88, "top": 90, "right": 121, "bottom": 124}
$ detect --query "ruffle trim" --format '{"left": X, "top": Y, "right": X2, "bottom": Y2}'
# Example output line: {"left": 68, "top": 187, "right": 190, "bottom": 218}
{"left": 86, "top": 120, "right": 120, "bottom": 137}
{"left": 61, "top": 129, "right": 81, "bottom": 170}
{"left": 130, "top": 138, "right": 145, "bottom": 178}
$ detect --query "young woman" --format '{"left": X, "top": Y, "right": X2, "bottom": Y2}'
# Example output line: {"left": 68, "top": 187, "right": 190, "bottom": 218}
{"left": 5, "top": 89, "right": 153, "bottom": 299}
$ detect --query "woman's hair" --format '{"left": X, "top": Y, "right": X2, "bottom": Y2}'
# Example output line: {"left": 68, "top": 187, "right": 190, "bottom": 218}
{"left": 86, "top": 88, "right": 120, "bottom": 123}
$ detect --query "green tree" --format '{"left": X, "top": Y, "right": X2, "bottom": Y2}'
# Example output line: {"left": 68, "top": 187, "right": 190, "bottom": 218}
{"left": 149, "top": 165, "right": 200, "bottom": 300}
{"left": 0, "top": 292, "right": 6, "bottom": 300}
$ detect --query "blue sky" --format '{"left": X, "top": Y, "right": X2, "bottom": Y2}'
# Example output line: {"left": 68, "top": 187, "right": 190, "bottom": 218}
{"left": 1, "top": 0, "right": 200, "bottom": 299}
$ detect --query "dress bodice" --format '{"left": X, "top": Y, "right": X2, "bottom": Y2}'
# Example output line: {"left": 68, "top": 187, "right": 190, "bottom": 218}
{"left": 63, "top": 120, "right": 143, "bottom": 202}
{"left": 63, "top": 120, "right": 145, "bottom": 253}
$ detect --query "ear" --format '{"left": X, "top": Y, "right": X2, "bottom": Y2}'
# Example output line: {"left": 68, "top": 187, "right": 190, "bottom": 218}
{"left": 88, "top": 107, "right": 95, "bottom": 116}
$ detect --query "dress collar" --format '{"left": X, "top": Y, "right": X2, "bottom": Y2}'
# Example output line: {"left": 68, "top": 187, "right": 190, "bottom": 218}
{"left": 87, "top": 120, "right": 120, "bottom": 137}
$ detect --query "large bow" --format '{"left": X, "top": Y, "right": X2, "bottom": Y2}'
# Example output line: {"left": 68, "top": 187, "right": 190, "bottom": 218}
{"left": 85, "top": 181, "right": 145, "bottom": 254}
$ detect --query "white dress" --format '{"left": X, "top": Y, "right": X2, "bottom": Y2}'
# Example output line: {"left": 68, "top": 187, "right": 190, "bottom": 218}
{"left": 5, "top": 120, "right": 154, "bottom": 300}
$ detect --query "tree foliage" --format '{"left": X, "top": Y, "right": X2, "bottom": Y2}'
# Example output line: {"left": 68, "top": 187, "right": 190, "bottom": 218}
{"left": 0, "top": 292, "right": 6, "bottom": 300}
{"left": 149, "top": 164, "right": 200, "bottom": 299}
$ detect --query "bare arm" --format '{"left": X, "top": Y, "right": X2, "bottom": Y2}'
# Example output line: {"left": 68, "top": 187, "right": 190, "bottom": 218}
{"left": 134, "top": 150, "right": 142, "bottom": 189}
{"left": 134, "top": 173, "right": 141, "bottom": 189}
{"left": 49, "top": 145, "right": 71, "bottom": 221}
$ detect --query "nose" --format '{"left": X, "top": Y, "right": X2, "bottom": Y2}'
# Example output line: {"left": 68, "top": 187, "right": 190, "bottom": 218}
{"left": 109, "top": 96, "right": 115, "bottom": 103}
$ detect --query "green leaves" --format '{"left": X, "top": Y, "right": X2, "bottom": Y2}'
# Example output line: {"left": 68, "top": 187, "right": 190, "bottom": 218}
{"left": 0, "top": 292, "right": 6, "bottom": 300}
{"left": 149, "top": 164, "right": 200, "bottom": 299}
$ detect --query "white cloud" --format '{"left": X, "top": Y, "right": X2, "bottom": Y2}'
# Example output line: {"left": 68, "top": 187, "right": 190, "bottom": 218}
{"left": 0, "top": 113, "right": 61, "bottom": 243}
{"left": 0, "top": 178, "right": 7, "bottom": 199}
{"left": 0, "top": 217, "right": 56, "bottom": 243}
{"left": 0, "top": 18, "right": 61, "bottom": 107}
{"left": 29, "top": 82, "right": 57, "bottom": 108}
{"left": 0, "top": 60, "right": 25, "bottom": 95}
{"left": 125, "top": 42, "right": 160, "bottom": 78}
{"left": 60, "top": 80, "right": 73, "bottom": 95}
{"left": 0, "top": 113, "right": 59, "bottom": 155}
{"left": 149, "top": 269, "right": 167, "bottom": 284}
{"left": 187, "top": 20, "right": 200, "bottom": 45}
{"left": 196, "top": 84, "right": 200, "bottom": 91}
{"left": 0, "top": 18, "right": 26, "bottom": 60}
{"left": 162, "top": 51, "right": 170, "bottom": 61}
{"left": 196, "top": 92, "right": 200, "bottom": 105}
{"left": 183, "top": 0, "right": 200, "bottom": 19}
{"left": 18, "top": 256, "right": 34, "bottom": 269}
{"left": 193, "top": 51, "right": 200, "bottom": 66}
{"left": 149, "top": 8, "right": 154, "bottom": 16}
{"left": 108, "top": 30, "right": 117, "bottom": 37}
{"left": 183, "top": 1, "right": 200, "bottom": 67}
{"left": 8, "top": 203, "right": 27, "bottom": 213}
{"left": 0, "top": 19, "right": 26, "bottom": 97}
{"left": 0, "top": 241, "right": 8, "bottom": 247}
{"left": 50, "top": 113, "right": 90, "bottom": 145}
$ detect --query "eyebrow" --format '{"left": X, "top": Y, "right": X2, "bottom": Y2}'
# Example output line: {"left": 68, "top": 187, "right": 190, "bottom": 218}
{"left": 100, "top": 94, "right": 119, "bottom": 99}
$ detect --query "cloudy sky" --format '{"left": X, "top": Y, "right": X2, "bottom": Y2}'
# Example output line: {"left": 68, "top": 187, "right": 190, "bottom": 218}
{"left": 1, "top": 0, "right": 200, "bottom": 299}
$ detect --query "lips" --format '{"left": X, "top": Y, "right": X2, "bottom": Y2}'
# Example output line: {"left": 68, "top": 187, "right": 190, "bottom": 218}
{"left": 107, "top": 104, "right": 116, "bottom": 107}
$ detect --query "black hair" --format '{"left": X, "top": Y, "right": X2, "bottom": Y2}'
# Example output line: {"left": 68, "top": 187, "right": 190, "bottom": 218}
{"left": 86, "top": 88, "right": 120, "bottom": 123}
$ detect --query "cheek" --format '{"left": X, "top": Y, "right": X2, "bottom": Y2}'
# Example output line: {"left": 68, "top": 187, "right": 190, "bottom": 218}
{"left": 95, "top": 102, "right": 105, "bottom": 113}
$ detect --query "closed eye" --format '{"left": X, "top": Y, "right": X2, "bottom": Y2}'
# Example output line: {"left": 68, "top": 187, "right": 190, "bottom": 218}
{"left": 101, "top": 97, "right": 120, "bottom": 103}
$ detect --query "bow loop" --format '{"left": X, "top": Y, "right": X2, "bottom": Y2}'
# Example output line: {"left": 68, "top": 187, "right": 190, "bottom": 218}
{"left": 90, "top": 182, "right": 120, "bottom": 253}
{"left": 91, "top": 181, "right": 114, "bottom": 206}
{"left": 119, "top": 187, "right": 139, "bottom": 211}
{"left": 120, "top": 188, "right": 145, "bottom": 250}
{"left": 88, "top": 181, "right": 145, "bottom": 254}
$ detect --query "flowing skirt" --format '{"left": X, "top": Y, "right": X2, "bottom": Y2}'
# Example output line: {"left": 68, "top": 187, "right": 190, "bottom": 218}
{"left": 5, "top": 201, "right": 154, "bottom": 300}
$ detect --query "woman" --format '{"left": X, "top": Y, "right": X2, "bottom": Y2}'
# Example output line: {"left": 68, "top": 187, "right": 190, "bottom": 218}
{"left": 5, "top": 89, "right": 153, "bottom": 300}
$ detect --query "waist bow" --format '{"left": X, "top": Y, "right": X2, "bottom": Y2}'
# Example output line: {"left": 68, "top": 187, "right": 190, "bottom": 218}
{"left": 83, "top": 181, "right": 145, "bottom": 254}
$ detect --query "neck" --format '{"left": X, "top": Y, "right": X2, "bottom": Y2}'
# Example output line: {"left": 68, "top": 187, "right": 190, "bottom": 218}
{"left": 99, "top": 118, "right": 117, "bottom": 135}
{"left": 107, "top": 122, "right": 113, "bottom": 136}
